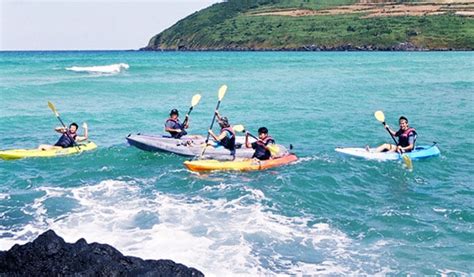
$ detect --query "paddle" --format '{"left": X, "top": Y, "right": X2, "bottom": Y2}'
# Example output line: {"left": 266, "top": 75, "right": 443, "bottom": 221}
{"left": 47, "top": 101, "right": 80, "bottom": 149}
{"left": 182, "top": 94, "right": 202, "bottom": 127}
{"left": 374, "top": 110, "right": 412, "bottom": 170}
{"left": 200, "top": 85, "right": 227, "bottom": 158}
{"left": 234, "top": 125, "right": 280, "bottom": 156}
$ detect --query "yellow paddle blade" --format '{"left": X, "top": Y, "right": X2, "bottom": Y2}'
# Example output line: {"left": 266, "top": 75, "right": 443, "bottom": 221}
{"left": 374, "top": 110, "right": 385, "bottom": 123}
{"left": 267, "top": 144, "right": 280, "bottom": 156}
{"left": 191, "top": 94, "right": 201, "bottom": 107}
{"left": 402, "top": 154, "right": 413, "bottom": 170}
{"left": 47, "top": 101, "right": 59, "bottom": 117}
{"left": 233, "top": 124, "right": 245, "bottom": 133}
{"left": 218, "top": 85, "right": 227, "bottom": 101}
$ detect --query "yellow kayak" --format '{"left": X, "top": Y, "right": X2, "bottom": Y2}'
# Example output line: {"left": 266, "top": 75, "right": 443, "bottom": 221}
{"left": 0, "top": 141, "right": 97, "bottom": 160}
{"left": 184, "top": 154, "right": 298, "bottom": 172}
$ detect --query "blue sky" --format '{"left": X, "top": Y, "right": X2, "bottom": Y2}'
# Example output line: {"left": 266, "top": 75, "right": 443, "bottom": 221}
{"left": 1, "top": 0, "right": 218, "bottom": 50}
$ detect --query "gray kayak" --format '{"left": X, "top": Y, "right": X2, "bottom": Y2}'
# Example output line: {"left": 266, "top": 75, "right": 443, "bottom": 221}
{"left": 126, "top": 134, "right": 288, "bottom": 159}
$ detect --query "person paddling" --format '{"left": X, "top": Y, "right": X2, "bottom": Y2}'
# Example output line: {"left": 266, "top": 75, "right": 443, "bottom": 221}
{"left": 165, "top": 109, "right": 188, "bottom": 139}
{"left": 39, "top": 122, "right": 88, "bottom": 150}
{"left": 369, "top": 116, "right": 417, "bottom": 153}
{"left": 208, "top": 111, "right": 236, "bottom": 154}
{"left": 245, "top": 127, "right": 275, "bottom": 160}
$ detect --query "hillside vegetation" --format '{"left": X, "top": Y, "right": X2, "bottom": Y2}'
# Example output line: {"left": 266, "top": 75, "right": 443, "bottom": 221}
{"left": 143, "top": 0, "right": 474, "bottom": 50}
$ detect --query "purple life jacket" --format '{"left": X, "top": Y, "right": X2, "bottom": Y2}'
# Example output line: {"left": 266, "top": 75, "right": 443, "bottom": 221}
{"left": 397, "top": 128, "right": 417, "bottom": 148}
{"left": 54, "top": 130, "right": 77, "bottom": 148}
{"left": 219, "top": 126, "right": 236, "bottom": 151}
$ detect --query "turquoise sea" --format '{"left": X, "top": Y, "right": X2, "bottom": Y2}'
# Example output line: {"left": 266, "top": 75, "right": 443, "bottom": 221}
{"left": 0, "top": 51, "right": 473, "bottom": 275}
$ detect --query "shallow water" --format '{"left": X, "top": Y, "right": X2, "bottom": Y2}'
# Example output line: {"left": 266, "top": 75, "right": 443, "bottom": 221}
{"left": 0, "top": 51, "right": 473, "bottom": 275}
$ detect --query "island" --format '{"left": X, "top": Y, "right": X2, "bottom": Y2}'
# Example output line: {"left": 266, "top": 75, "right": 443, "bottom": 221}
{"left": 142, "top": 0, "right": 474, "bottom": 51}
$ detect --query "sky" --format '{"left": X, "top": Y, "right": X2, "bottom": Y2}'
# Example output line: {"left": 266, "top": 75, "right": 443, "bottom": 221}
{"left": 0, "top": 0, "right": 219, "bottom": 50}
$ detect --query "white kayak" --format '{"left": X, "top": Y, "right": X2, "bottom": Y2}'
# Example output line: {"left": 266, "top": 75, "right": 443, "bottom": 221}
{"left": 335, "top": 144, "right": 440, "bottom": 161}
{"left": 126, "top": 133, "right": 284, "bottom": 160}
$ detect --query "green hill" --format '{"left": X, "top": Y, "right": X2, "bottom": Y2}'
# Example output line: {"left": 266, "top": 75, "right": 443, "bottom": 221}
{"left": 142, "top": 0, "right": 474, "bottom": 51}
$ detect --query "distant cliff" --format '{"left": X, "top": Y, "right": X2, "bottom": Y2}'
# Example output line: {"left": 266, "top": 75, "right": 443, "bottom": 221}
{"left": 142, "top": 0, "right": 474, "bottom": 51}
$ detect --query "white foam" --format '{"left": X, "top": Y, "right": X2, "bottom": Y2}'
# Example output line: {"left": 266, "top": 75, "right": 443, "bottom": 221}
{"left": 433, "top": 207, "right": 447, "bottom": 213}
{"left": 65, "top": 63, "right": 129, "bottom": 74}
{"left": 0, "top": 180, "right": 389, "bottom": 275}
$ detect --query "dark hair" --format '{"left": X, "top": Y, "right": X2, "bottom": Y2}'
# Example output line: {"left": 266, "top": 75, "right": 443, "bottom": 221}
{"left": 399, "top": 116, "right": 408, "bottom": 123}
{"left": 258, "top": 127, "right": 268, "bottom": 134}
{"left": 170, "top": 109, "right": 179, "bottom": 116}
{"left": 69, "top": 123, "right": 79, "bottom": 129}
{"left": 219, "top": 117, "right": 230, "bottom": 128}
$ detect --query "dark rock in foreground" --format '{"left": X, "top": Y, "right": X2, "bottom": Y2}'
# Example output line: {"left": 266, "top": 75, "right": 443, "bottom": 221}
{"left": 0, "top": 230, "right": 204, "bottom": 277}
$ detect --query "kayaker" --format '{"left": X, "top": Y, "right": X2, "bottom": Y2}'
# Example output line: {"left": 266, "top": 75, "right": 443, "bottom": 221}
{"left": 208, "top": 111, "right": 236, "bottom": 153}
{"left": 245, "top": 127, "right": 275, "bottom": 160}
{"left": 165, "top": 109, "right": 188, "bottom": 139}
{"left": 370, "top": 116, "right": 417, "bottom": 153}
{"left": 38, "top": 122, "right": 88, "bottom": 150}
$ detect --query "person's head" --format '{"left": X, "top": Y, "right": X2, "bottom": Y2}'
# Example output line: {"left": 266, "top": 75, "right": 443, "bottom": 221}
{"left": 170, "top": 109, "right": 179, "bottom": 119}
{"left": 399, "top": 116, "right": 409, "bottom": 130}
{"left": 218, "top": 117, "right": 230, "bottom": 128}
{"left": 69, "top": 123, "right": 78, "bottom": 133}
{"left": 258, "top": 127, "right": 269, "bottom": 139}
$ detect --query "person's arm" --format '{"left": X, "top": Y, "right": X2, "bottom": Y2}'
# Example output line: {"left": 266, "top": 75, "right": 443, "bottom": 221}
{"left": 215, "top": 110, "right": 221, "bottom": 121}
{"left": 55, "top": 126, "right": 66, "bottom": 133}
{"left": 397, "top": 144, "right": 413, "bottom": 153}
{"left": 75, "top": 123, "right": 88, "bottom": 142}
{"left": 208, "top": 129, "right": 218, "bottom": 141}
{"left": 165, "top": 121, "right": 182, "bottom": 133}
{"left": 165, "top": 127, "right": 182, "bottom": 133}
{"left": 384, "top": 124, "right": 397, "bottom": 136}
{"left": 209, "top": 130, "right": 227, "bottom": 142}
{"left": 216, "top": 131, "right": 228, "bottom": 141}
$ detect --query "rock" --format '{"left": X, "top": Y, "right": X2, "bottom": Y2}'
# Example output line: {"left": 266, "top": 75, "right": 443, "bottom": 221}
{"left": 0, "top": 230, "right": 204, "bottom": 277}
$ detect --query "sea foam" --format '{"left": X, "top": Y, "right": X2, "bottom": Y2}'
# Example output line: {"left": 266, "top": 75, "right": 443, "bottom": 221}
{"left": 0, "top": 180, "right": 391, "bottom": 276}
{"left": 65, "top": 63, "right": 129, "bottom": 74}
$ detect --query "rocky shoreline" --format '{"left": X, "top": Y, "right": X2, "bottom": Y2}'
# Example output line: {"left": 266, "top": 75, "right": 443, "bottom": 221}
{"left": 140, "top": 42, "right": 471, "bottom": 51}
{"left": 0, "top": 230, "right": 204, "bottom": 277}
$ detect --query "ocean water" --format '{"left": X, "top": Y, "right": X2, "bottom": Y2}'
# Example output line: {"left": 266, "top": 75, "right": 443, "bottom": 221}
{"left": 0, "top": 51, "right": 473, "bottom": 275}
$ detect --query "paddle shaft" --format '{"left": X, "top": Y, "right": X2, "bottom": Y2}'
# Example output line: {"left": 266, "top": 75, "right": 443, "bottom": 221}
{"left": 204, "top": 100, "right": 222, "bottom": 144}
{"left": 382, "top": 122, "right": 398, "bottom": 145}
{"left": 200, "top": 101, "right": 222, "bottom": 158}
{"left": 246, "top": 132, "right": 258, "bottom": 140}
{"left": 182, "top": 106, "right": 194, "bottom": 126}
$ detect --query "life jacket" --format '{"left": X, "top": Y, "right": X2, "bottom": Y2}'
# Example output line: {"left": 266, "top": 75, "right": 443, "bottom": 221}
{"left": 55, "top": 131, "right": 77, "bottom": 148}
{"left": 165, "top": 118, "right": 186, "bottom": 138}
{"left": 165, "top": 118, "right": 181, "bottom": 129}
{"left": 256, "top": 136, "right": 275, "bottom": 147}
{"left": 253, "top": 136, "right": 275, "bottom": 160}
{"left": 397, "top": 128, "right": 417, "bottom": 148}
{"left": 219, "top": 126, "right": 236, "bottom": 151}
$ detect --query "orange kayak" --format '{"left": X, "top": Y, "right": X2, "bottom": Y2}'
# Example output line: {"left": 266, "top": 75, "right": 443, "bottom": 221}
{"left": 183, "top": 154, "right": 298, "bottom": 172}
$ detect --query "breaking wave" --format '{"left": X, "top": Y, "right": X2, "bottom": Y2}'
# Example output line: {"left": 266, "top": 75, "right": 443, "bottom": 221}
{"left": 66, "top": 63, "right": 129, "bottom": 74}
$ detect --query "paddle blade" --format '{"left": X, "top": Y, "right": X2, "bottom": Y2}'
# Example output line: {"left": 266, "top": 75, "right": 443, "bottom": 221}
{"left": 218, "top": 85, "right": 227, "bottom": 101}
{"left": 374, "top": 110, "right": 385, "bottom": 123}
{"left": 267, "top": 144, "right": 280, "bottom": 156}
{"left": 191, "top": 94, "right": 202, "bottom": 107}
{"left": 402, "top": 154, "right": 413, "bottom": 171}
{"left": 47, "top": 101, "right": 59, "bottom": 117}
{"left": 233, "top": 124, "right": 245, "bottom": 133}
